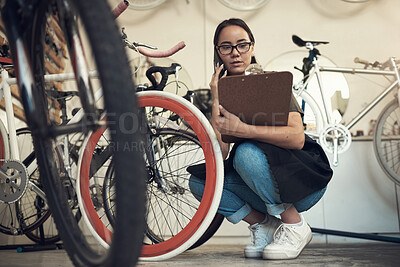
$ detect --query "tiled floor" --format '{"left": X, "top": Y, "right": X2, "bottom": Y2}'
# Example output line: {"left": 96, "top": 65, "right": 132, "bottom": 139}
{"left": 0, "top": 243, "right": 399, "bottom": 266}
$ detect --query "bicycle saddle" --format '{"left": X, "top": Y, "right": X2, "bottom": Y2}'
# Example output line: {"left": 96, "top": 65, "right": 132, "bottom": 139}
{"left": 292, "top": 35, "right": 329, "bottom": 47}
{"left": 46, "top": 89, "right": 79, "bottom": 99}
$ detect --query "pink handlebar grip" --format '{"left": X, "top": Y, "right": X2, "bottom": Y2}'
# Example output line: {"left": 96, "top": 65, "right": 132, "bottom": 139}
{"left": 137, "top": 41, "right": 186, "bottom": 58}
{"left": 112, "top": 0, "right": 129, "bottom": 18}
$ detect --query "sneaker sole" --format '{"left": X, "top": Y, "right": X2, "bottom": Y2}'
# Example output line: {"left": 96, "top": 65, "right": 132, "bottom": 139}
{"left": 244, "top": 250, "right": 262, "bottom": 258}
{"left": 262, "top": 230, "right": 312, "bottom": 260}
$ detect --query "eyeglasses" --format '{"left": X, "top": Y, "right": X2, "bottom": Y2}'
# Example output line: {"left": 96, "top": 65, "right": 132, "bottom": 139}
{"left": 216, "top": 42, "right": 252, "bottom": 55}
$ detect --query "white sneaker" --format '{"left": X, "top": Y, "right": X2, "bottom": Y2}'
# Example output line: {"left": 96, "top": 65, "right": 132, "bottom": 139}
{"left": 263, "top": 215, "right": 312, "bottom": 260}
{"left": 244, "top": 215, "right": 281, "bottom": 258}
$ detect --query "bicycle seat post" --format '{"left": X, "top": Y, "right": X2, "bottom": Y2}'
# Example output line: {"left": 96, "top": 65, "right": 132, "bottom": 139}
{"left": 305, "top": 42, "right": 314, "bottom": 51}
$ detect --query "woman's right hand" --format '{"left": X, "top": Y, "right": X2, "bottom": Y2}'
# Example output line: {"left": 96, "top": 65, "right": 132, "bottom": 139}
{"left": 209, "top": 63, "right": 230, "bottom": 158}
{"left": 209, "top": 63, "right": 227, "bottom": 102}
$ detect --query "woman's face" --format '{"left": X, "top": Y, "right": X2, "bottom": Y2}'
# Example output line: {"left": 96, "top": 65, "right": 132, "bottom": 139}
{"left": 216, "top": 25, "right": 254, "bottom": 76}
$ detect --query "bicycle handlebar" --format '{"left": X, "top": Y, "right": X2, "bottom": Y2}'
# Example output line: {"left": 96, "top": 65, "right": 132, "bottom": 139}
{"left": 145, "top": 63, "right": 182, "bottom": 90}
{"left": 354, "top": 57, "right": 400, "bottom": 70}
{"left": 353, "top": 57, "right": 369, "bottom": 65}
{"left": 137, "top": 41, "right": 186, "bottom": 58}
{"left": 112, "top": 0, "right": 129, "bottom": 18}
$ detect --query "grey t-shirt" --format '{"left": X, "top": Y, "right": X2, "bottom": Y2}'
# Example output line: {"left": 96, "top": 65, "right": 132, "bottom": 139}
{"left": 289, "top": 93, "right": 304, "bottom": 117}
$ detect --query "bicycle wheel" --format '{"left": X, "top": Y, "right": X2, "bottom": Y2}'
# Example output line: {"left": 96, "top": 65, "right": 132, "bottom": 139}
{"left": 101, "top": 128, "right": 204, "bottom": 229}
{"left": 373, "top": 100, "right": 400, "bottom": 185}
{"left": 218, "top": 0, "right": 270, "bottom": 11}
{"left": 13, "top": 128, "right": 61, "bottom": 244}
{"left": 77, "top": 91, "right": 224, "bottom": 261}
{"left": 111, "top": 0, "right": 166, "bottom": 10}
{"left": 188, "top": 213, "right": 224, "bottom": 250}
{"left": 295, "top": 90, "right": 325, "bottom": 139}
{"left": 101, "top": 126, "right": 225, "bottom": 251}
{"left": 6, "top": 0, "right": 146, "bottom": 266}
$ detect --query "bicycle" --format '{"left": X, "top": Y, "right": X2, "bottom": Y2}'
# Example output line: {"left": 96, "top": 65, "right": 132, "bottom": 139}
{"left": 1, "top": 0, "right": 146, "bottom": 266}
{"left": 291, "top": 35, "right": 400, "bottom": 185}
{"left": 0, "top": 63, "right": 63, "bottom": 245}
{"left": 0, "top": 8, "right": 190, "bottom": 248}
{"left": 74, "top": 37, "right": 225, "bottom": 261}
{"left": 0, "top": 34, "right": 81, "bottom": 245}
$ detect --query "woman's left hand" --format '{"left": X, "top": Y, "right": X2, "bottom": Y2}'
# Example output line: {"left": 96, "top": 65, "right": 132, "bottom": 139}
{"left": 214, "top": 105, "right": 248, "bottom": 137}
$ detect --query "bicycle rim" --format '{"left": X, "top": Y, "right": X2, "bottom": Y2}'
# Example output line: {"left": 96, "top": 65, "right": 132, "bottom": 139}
{"left": 218, "top": 0, "right": 270, "bottom": 11}
{"left": 373, "top": 100, "right": 400, "bottom": 185}
{"left": 27, "top": 0, "right": 146, "bottom": 265}
{"left": 77, "top": 91, "right": 224, "bottom": 261}
{"left": 297, "top": 90, "right": 325, "bottom": 139}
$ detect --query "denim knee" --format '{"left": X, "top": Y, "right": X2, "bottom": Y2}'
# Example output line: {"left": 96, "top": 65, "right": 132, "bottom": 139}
{"left": 232, "top": 142, "right": 287, "bottom": 213}
{"left": 188, "top": 175, "right": 204, "bottom": 202}
{"left": 232, "top": 141, "right": 265, "bottom": 172}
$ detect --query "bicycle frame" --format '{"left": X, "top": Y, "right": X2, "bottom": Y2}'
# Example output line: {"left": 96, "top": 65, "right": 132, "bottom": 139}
{"left": 295, "top": 57, "right": 400, "bottom": 131}
{"left": 319, "top": 63, "right": 400, "bottom": 131}
{"left": 0, "top": 64, "right": 101, "bottom": 203}
{"left": 0, "top": 68, "right": 21, "bottom": 161}
{"left": 293, "top": 41, "right": 400, "bottom": 166}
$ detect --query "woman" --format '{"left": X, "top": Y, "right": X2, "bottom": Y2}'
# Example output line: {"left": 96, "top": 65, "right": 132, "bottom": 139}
{"left": 189, "top": 18, "right": 332, "bottom": 260}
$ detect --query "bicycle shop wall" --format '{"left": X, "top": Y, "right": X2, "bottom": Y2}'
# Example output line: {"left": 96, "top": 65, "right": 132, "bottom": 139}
{"left": 1, "top": 0, "right": 396, "bottom": 248}
{"left": 113, "top": 0, "right": 400, "bottom": 244}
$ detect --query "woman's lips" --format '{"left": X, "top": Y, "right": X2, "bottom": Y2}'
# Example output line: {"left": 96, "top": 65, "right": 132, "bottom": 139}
{"left": 230, "top": 61, "right": 243, "bottom": 67}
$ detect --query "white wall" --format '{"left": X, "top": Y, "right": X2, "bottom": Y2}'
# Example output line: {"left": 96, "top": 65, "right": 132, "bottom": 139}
{"left": 116, "top": 0, "right": 400, "bottom": 244}
{"left": 1, "top": 0, "right": 399, "bottom": 247}
{"left": 117, "top": 0, "right": 400, "bottom": 133}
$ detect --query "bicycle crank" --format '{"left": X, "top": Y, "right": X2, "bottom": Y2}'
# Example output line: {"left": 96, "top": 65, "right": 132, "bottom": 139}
{"left": 319, "top": 124, "right": 352, "bottom": 166}
{"left": 0, "top": 160, "right": 29, "bottom": 203}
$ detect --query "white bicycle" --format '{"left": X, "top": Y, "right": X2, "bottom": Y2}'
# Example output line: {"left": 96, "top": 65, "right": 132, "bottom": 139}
{"left": 291, "top": 35, "right": 400, "bottom": 185}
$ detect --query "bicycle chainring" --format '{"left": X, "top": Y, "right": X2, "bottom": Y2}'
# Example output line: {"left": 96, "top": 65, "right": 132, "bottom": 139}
{"left": 319, "top": 124, "right": 352, "bottom": 154}
{"left": 0, "top": 160, "right": 29, "bottom": 203}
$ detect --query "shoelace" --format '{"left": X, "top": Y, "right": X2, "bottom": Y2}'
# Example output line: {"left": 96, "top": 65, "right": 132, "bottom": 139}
{"left": 249, "top": 226, "right": 256, "bottom": 244}
{"left": 248, "top": 224, "right": 266, "bottom": 245}
{"left": 273, "top": 224, "right": 302, "bottom": 246}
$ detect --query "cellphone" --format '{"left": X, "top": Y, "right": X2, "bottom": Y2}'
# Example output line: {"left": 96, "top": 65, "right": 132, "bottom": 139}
{"left": 219, "top": 66, "right": 226, "bottom": 79}
{"left": 214, "top": 53, "right": 226, "bottom": 79}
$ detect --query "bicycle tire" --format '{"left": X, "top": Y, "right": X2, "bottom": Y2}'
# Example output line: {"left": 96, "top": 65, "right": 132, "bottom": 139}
{"left": 188, "top": 213, "right": 224, "bottom": 250}
{"left": 77, "top": 91, "right": 224, "bottom": 261}
{"left": 24, "top": 0, "right": 146, "bottom": 266}
{"left": 218, "top": 0, "right": 270, "bottom": 11}
{"left": 373, "top": 100, "right": 400, "bottom": 185}
{"left": 111, "top": 0, "right": 166, "bottom": 10}
{"left": 295, "top": 90, "right": 325, "bottom": 140}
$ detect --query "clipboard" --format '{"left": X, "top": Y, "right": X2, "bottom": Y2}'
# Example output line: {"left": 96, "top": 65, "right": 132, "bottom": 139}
{"left": 217, "top": 71, "right": 293, "bottom": 143}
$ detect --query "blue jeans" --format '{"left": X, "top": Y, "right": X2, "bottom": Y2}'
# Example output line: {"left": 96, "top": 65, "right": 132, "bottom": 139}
{"left": 189, "top": 141, "right": 326, "bottom": 224}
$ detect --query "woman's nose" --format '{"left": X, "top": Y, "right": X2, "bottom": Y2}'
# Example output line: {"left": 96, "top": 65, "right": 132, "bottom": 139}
{"left": 231, "top": 49, "right": 240, "bottom": 57}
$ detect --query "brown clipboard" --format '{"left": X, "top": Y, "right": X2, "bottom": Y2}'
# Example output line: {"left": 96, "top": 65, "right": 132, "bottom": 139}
{"left": 217, "top": 71, "right": 293, "bottom": 143}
